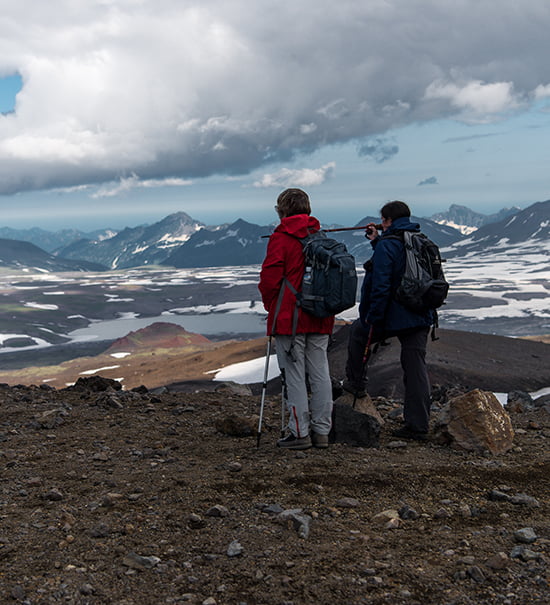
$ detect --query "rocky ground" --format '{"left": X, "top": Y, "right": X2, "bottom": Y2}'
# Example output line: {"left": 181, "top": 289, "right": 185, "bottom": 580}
{"left": 0, "top": 375, "right": 548, "bottom": 605}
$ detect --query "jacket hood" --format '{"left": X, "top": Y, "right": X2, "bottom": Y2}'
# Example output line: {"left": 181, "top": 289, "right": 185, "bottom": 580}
{"left": 275, "top": 214, "right": 321, "bottom": 238}
{"left": 385, "top": 216, "right": 421, "bottom": 234}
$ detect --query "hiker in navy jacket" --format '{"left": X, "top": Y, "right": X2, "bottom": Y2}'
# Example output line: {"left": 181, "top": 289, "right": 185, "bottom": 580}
{"left": 259, "top": 188, "right": 334, "bottom": 450}
{"left": 344, "top": 200, "right": 433, "bottom": 441}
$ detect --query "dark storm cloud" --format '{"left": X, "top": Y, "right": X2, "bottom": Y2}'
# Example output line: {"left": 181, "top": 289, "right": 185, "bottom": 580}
{"left": 0, "top": 0, "right": 549, "bottom": 195}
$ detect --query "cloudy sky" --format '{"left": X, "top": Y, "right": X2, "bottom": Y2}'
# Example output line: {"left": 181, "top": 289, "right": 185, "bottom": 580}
{"left": 1, "top": 0, "right": 549, "bottom": 230}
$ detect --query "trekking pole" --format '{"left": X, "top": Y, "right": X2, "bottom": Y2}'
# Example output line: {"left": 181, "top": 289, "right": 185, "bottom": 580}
{"left": 280, "top": 367, "right": 287, "bottom": 438}
{"left": 353, "top": 325, "right": 374, "bottom": 409}
{"left": 261, "top": 224, "right": 381, "bottom": 238}
{"left": 256, "top": 336, "right": 272, "bottom": 448}
{"left": 323, "top": 224, "right": 382, "bottom": 233}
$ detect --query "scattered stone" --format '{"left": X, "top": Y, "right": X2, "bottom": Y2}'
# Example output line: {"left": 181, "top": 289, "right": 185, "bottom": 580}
{"left": 261, "top": 503, "right": 285, "bottom": 515}
{"left": 60, "top": 510, "right": 76, "bottom": 531}
{"left": 215, "top": 414, "right": 256, "bottom": 437}
{"left": 467, "top": 566, "right": 485, "bottom": 583}
{"left": 79, "top": 583, "right": 95, "bottom": 595}
{"left": 386, "top": 440, "right": 408, "bottom": 449}
{"left": 69, "top": 376, "right": 122, "bottom": 392}
{"left": 509, "top": 493, "right": 540, "bottom": 507}
{"left": 102, "top": 492, "right": 124, "bottom": 507}
{"left": 488, "top": 489, "right": 510, "bottom": 502}
{"left": 336, "top": 497, "right": 360, "bottom": 508}
{"left": 90, "top": 523, "right": 111, "bottom": 538}
{"left": 533, "top": 394, "right": 550, "bottom": 408}
{"left": 95, "top": 393, "right": 124, "bottom": 409}
{"left": 485, "top": 552, "right": 510, "bottom": 570}
{"left": 434, "top": 508, "right": 451, "bottom": 519}
{"left": 227, "top": 462, "right": 242, "bottom": 472}
{"left": 215, "top": 381, "right": 253, "bottom": 396}
{"left": 44, "top": 488, "right": 64, "bottom": 501}
{"left": 36, "top": 408, "right": 69, "bottom": 430}
{"left": 514, "top": 527, "right": 537, "bottom": 544}
{"left": 188, "top": 514, "right": 206, "bottom": 529}
{"left": 510, "top": 546, "right": 541, "bottom": 562}
{"left": 227, "top": 540, "right": 244, "bottom": 557}
{"left": 386, "top": 407, "right": 404, "bottom": 421}
{"left": 507, "top": 390, "right": 534, "bottom": 411}
{"left": 278, "top": 509, "right": 312, "bottom": 539}
{"left": 206, "top": 505, "right": 230, "bottom": 518}
{"left": 458, "top": 503, "right": 472, "bottom": 517}
{"left": 398, "top": 504, "right": 419, "bottom": 520}
{"left": 372, "top": 509, "right": 399, "bottom": 525}
{"left": 434, "top": 389, "right": 514, "bottom": 454}
{"left": 122, "top": 552, "right": 161, "bottom": 570}
{"left": 25, "top": 476, "right": 42, "bottom": 487}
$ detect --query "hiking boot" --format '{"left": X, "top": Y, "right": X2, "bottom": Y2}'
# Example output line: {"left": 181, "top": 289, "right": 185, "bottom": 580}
{"left": 342, "top": 380, "right": 366, "bottom": 399}
{"left": 311, "top": 432, "right": 329, "bottom": 449}
{"left": 277, "top": 434, "right": 312, "bottom": 450}
{"left": 391, "top": 426, "right": 428, "bottom": 442}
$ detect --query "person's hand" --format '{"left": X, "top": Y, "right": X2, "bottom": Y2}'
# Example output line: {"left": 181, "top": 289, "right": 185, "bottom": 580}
{"left": 364, "top": 222, "right": 379, "bottom": 241}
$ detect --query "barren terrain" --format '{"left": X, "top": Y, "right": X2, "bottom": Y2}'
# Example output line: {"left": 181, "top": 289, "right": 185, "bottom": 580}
{"left": 1, "top": 377, "right": 549, "bottom": 604}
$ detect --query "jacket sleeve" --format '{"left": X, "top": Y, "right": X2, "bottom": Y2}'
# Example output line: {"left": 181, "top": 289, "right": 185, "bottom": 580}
{"left": 364, "top": 239, "right": 399, "bottom": 327}
{"left": 258, "top": 234, "right": 285, "bottom": 311}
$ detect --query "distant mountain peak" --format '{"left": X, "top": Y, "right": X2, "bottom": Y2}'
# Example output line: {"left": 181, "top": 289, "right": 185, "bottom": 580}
{"left": 430, "top": 204, "right": 520, "bottom": 235}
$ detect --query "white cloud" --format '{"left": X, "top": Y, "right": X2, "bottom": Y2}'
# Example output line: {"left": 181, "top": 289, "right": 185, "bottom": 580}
{"left": 424, "top": 80, "right": 521, "bottom": 123}
{"left": 0, "top": 1, "right": 549, "bottom": 196}
{"left": 92, "top": 174, "right": 193, "bottom": 198}
{"left": 534, "top": 83, "right": 550, "bottom": 99}
{"left": 252, "top": 163, "right": 336, "bottom": 188}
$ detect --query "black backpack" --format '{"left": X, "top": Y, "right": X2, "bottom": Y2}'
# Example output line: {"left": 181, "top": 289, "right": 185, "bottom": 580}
{"left": 297, "top": 231, "right": 358, "bottom": 318}
{"left": 389, "top": 230, "right": 449, "bottom": 314}
{"left": 273, "top": 231, "right": 357, "bottom": 334}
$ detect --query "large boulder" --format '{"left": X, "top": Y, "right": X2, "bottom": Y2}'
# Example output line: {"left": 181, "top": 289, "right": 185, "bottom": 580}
{"left": 434, "top": 389, "right": 514, "bottom": 454}
{"left": 330, "top": 398, "right": 381, "bottom": 447}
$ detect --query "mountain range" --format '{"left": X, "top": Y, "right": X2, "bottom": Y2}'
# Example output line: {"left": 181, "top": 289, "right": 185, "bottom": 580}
{"left": 0, "top": 200, "right": 548, "bottom": 271}
{"left": 430, "top": 204, "right": 519, "bottom": 235}
{"left": 0, "top": 225, "right": 115, "bottom": 253}
{"left": 442, "top": 200, "right": 550, "bottom": 258}
{"left": 0, "top": 238, "right": 107, "bottom": 272}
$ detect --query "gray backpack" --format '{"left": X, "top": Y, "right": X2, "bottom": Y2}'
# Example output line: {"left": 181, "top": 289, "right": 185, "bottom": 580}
{"left": 390, "top": 231, "right": 449, "bottom": 313}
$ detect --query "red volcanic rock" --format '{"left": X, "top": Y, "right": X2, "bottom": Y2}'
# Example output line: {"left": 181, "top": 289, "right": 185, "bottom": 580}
{"left": 106, "top": 322, "right": 211, "bottom": 352}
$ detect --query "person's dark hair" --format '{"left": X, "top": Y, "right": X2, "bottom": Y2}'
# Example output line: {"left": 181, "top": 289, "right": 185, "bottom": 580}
{"left": 380, "top": 200, "right": 410, "bottom": 221}
{"left": 276, "top": 188, "right": 311, "bottom": 217}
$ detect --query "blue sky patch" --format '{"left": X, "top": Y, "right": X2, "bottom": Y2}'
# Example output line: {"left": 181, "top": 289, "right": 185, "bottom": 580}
{"left": 0, "top": 73, "right": 22, "bottom": 114}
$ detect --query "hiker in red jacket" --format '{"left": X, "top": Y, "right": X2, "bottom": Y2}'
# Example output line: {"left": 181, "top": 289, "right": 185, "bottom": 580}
{"left": 258, "top": 188, "right": 334, "bottom": 450}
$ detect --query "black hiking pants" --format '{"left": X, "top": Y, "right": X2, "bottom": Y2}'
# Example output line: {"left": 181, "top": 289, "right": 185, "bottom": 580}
{"left": 346, "top": 320, "right": 431, "bottom": 432}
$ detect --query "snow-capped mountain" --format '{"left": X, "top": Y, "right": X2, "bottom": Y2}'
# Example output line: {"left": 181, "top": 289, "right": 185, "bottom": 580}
{"left": 443, "top": 200, "right": 550, "bottom": 258}
{"left": 430, "top": 204, "right": 519, "bottom": 235}
{"left": 164, "top": 218, "right": 271, "bottom": 268}
{"left": 2, "top": 201, "right": 547, "bottom": 271}
{"left": 56, "top": 212, "right": 204, "bottom": 269}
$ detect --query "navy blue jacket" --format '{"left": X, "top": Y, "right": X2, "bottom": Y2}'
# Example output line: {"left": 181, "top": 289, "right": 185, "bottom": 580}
{"left": 359, "top": 216, "right": 434, "bottom": 335}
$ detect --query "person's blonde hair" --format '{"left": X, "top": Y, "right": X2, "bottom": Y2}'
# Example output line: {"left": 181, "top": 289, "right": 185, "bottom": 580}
{"left": 276, "top": 188, "right": 311, "bottom": 218}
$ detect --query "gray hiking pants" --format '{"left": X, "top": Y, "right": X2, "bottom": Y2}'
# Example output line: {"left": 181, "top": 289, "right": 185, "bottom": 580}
{"left": 275, "top": 333, "right": 333, "bottom": 438}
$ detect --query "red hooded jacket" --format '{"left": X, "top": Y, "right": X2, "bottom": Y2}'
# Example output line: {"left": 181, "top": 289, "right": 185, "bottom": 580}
{"left": 258, "top": 214, "right": 335, "bottom": 336}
